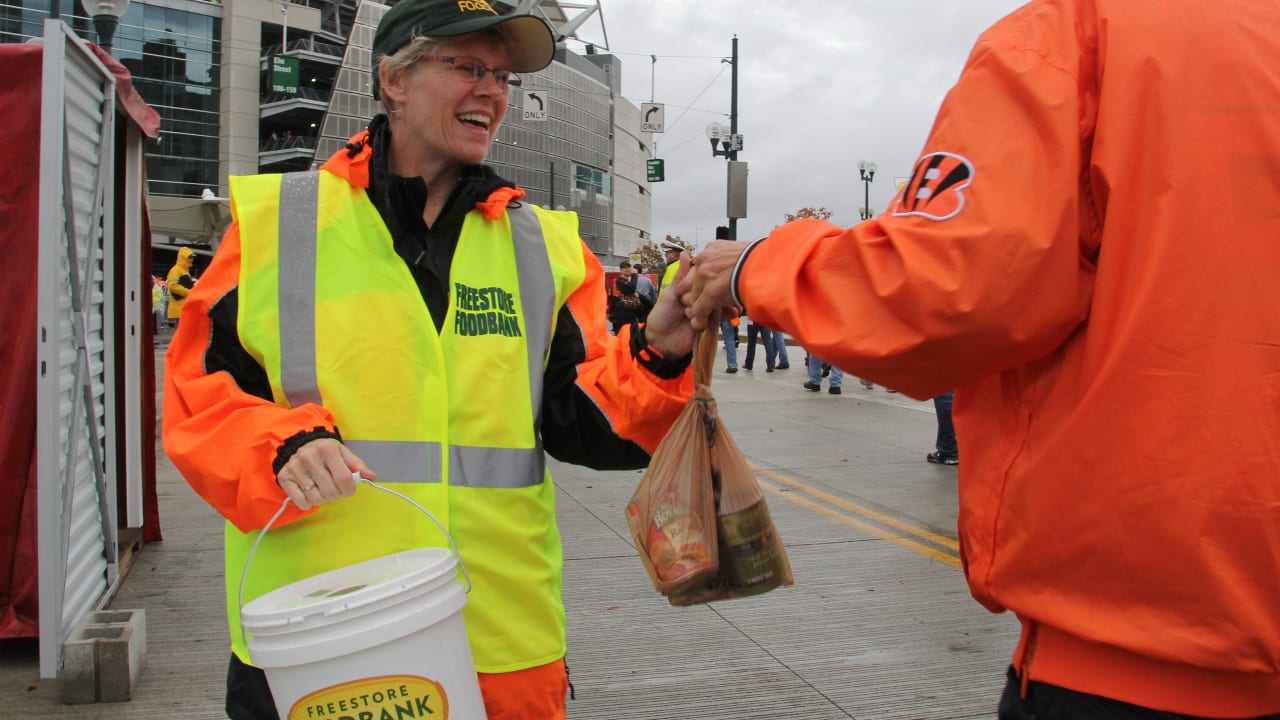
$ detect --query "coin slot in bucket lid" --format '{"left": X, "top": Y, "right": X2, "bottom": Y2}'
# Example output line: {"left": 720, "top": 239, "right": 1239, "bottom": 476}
{"left": 242, "top": 547, "right": 457, "bottom": 634}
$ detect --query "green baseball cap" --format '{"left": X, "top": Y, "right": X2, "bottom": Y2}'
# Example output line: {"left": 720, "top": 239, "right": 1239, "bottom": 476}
{"left": 372, "top": 0, "right": 556, "bottom": 99}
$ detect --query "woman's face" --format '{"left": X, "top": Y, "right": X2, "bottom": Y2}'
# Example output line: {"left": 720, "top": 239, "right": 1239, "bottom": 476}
{"left": 383, "top": 33, "right": 513, "bottom": 171}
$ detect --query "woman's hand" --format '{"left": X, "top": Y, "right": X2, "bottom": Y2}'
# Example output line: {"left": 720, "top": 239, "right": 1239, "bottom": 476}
{"left": 642, "top": 251, "right": 696, "bottom": 358}
{"left": 276, "top": 438, "right": 377, "bottom": 510}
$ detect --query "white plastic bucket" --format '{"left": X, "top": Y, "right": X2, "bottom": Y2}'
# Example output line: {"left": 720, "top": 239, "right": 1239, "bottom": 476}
{"left": 240, "top": 480, "right": 487, "bottom": 719}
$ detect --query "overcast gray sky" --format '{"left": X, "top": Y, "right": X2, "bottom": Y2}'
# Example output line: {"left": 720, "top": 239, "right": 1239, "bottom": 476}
{"left": 568, "top": 1, "right": 1027, "bottom": 249}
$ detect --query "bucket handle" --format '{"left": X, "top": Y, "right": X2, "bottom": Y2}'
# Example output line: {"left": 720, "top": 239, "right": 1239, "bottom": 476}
{"left": 238, "top": 473, "right": 473, "bottom": 637}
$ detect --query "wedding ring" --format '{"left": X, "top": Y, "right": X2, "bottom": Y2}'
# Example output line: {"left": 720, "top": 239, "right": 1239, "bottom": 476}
{"left": 302, "top": 482, "right": 318, "bottom": 492}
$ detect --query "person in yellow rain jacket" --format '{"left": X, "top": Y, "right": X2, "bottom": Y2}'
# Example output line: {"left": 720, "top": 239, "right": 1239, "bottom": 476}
{"left": 164, "top": 246, "right": 194, "bottom": 328}
{"left": 681, "top": 0, "right": 1280, "bottom": 717}
{"left": 162, "top": 1, "right": 695, "bottom": 718}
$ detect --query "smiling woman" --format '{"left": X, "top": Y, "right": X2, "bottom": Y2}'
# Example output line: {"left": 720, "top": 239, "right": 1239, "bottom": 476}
{"left": 376, "top": 30, "right": 517, "bottom": 217}
{"left": 161, "top": 1, "right": 700, "bottom": 719}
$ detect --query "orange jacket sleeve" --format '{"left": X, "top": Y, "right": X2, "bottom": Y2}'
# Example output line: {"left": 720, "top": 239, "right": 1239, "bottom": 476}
{"left": 162, "top": 222, "right": 332, "bottom": 533}
{"left": 552, "top": 240, "right": 693, "bottom": 456}
{"left": 736, "top": 26, "right": 1098, "bottom": 399}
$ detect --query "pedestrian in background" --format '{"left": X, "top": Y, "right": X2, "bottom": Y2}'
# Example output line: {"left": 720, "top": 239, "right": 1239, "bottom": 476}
{"left": 165, "top": 247, "right": 195, "bottom": 329}
{"left": 741, "top": 315, "right": 778, "bottom": 372}
{"left": 607, "top": 260, "right": 650, "bottom": 333}
{"left": 633, "top": 263, "right": 658, "bottom": 306}
{"left": 163, "top": 2, "right": 695, "bottom": 717}
{"left": 771, "top": 329, "right": 790, "bottom": 369}
{"left": 681, "top": 0, "right": 1280, "bottom": 715}
{"left": 659, "top": 240, "right": 682, "bottom": 290}
{"left": 721, "top": 314, "right": 739, "bottom": 373}
{"left": 927, "top": 391, "right": 958, "bottom": 465}
{"left": 802, "top": 352, "right": 842, "bottom": 395}
{"left": 151, "top": 276, "right": 165, "bottom": 335}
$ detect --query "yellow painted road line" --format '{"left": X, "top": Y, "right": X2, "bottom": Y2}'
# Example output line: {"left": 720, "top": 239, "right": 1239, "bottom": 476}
{"left": 751, "top": 463, "right": 959, "bottom": 552}
{"left": 755, "top": 477, "right": 961, "bottom": 570}
{"left": 750, "top": 464, "right": 961, "bottom": 570}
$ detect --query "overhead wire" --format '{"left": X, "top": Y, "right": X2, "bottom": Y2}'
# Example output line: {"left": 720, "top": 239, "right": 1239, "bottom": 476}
{"left": 659, "top": 63, "right": 728, "bottom": 138}
{"left": 517, "top": 51, "right": 731, "bottom": 157}
{"left": 516, "top": 78, "right": 725, "bottom": 119}
{"left": 595, "top": 50, "right": 727, "bottom": 61}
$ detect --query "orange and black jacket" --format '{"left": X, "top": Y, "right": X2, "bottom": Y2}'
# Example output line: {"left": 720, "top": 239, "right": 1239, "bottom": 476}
{"left": 731, "top": 0, "right": 1280, "bottom": 715}
{"left": 163, "top": 116, "right": 693, "bottom": 532}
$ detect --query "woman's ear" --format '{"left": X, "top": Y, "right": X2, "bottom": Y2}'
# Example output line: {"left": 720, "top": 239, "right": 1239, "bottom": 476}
{"left": 378, "top": 61, "right": 403, "bottom": 108}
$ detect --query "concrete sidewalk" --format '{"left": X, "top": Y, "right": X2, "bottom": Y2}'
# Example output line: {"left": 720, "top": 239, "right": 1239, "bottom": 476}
{"left": 0, "top": 343, "right": 1018, "bottom": 719}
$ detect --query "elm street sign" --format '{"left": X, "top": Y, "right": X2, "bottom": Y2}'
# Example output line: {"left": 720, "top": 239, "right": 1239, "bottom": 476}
{"left": 646, "top": 158, "right": 665, "bottom": 182}
{"left": 271, "top": 56, "right": 299, "bottom": 95}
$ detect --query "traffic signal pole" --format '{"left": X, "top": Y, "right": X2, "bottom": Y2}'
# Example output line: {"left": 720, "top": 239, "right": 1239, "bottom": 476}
{"left": 728, "top": 36, "right": 739, "bottom": 240}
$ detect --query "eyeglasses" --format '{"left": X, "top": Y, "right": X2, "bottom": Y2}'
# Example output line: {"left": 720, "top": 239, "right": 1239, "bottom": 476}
{"left": 422, "top": 55, "right": 522, "bottom": 88}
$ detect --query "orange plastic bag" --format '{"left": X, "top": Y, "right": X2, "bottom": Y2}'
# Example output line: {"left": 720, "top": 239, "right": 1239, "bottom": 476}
{"left": 623, "top": 340, "right": 719, "bottom": 595}
{"left": 626, "top": 316, "right": 794, "bottom": 604}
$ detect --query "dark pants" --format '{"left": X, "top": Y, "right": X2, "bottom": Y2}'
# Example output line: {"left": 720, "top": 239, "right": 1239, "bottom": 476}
{"left": 999, "top": 666, "right": 1280, "bottom": 720}
{"left": 743, "top": 323, "right": 775, "bottom": 369}
{"left": 226, "top": 654, "right": 279, "bottom": 720}
{"left": 933, "top": 391, "right": 958, "bottom": 459}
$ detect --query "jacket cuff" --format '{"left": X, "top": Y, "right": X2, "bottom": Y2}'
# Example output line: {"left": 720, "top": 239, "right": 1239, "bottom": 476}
{"left": 630, "top": 323, "right": 692, "bottom": 379}
{"left": 272, "top": 426, "right": 343, "bottom": 476}
{"left": 730, "top": 237, "right": 768, "bottom": 313}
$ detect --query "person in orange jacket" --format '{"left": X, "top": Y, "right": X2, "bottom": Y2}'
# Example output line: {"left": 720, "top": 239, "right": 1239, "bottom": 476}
{"left": 680, "top": 0, "right": 1280, "bottom": 717}
{"left": 163, "top": 1, "right": 695, "bottom": 718}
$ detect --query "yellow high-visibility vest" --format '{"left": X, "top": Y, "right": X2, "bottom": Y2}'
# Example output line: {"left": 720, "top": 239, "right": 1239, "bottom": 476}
{"left": 226, "top": 170, "right": 584, "bottom": 673}
{"left": 660, "top": 258, "right": 681, "bottom": 289}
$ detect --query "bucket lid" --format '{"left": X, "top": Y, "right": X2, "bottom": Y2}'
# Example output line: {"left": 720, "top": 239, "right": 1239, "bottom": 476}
{"left": 242, "top": 547, "right": 457, "bottom": 634}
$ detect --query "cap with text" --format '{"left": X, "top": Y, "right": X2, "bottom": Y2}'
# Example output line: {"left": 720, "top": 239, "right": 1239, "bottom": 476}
{"left": 372, "top": 0, "right": 555, "bottom": 98}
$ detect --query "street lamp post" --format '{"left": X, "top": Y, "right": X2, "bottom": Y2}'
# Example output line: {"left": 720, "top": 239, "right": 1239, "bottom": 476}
{"left": 705, "top": 36, "right": 742, "bottom": 239}
{"left": 858, "top": 159, "right": 877, "bottom": 221}
{"left": 91, "top": 0, "right": 129, "bottom": 55}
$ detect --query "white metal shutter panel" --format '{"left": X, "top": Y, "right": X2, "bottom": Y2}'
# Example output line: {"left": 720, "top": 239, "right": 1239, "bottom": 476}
{"left": 36, "top": 20, "right": 119, "bottom": 679}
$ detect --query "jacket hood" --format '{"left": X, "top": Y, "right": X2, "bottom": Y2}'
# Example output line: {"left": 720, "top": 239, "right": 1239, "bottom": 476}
{"left": 177, "top": 247, "right": 194, "bottom": 266}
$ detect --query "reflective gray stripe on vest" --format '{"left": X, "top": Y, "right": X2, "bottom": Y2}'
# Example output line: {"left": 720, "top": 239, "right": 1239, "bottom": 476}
{"left": 507, "top": 203, "right": 555, "bottom": 432}
{"left": 277, "top": 172, "right": 322, "bottom": 407}
{"left": 273, "top": 174, "right": 556, "bottom": 490}
{"left": 345, "top": 440, "right": 442, "bottom": 484}
{"left": 450, "top": 445, "right": 545, "bottom": 488}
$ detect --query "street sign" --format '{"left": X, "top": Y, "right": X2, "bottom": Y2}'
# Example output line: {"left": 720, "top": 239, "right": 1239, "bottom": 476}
{"left": 522, "top": 91, "right": 547, "bottom": 122}
{"left": 271, "top": 56, "right": 299, "bottom": 95}
{"left": 641, "top": 102, "right": 665, "bottom": 133}
{"left": 727, "top": 161, "right": 748, "bottom": 219}
{"left": 646, "top": 158, "right": 665, "bottom": 183}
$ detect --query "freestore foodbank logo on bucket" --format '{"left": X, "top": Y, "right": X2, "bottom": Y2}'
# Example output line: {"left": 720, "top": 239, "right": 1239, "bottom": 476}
{"left": 289, "top": 675, "right": 448, "bottom": 720}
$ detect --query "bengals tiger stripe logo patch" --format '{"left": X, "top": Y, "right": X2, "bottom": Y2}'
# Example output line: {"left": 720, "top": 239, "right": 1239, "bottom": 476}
{"left": 892, "top": 152, "right": 974, "bottom": 221}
